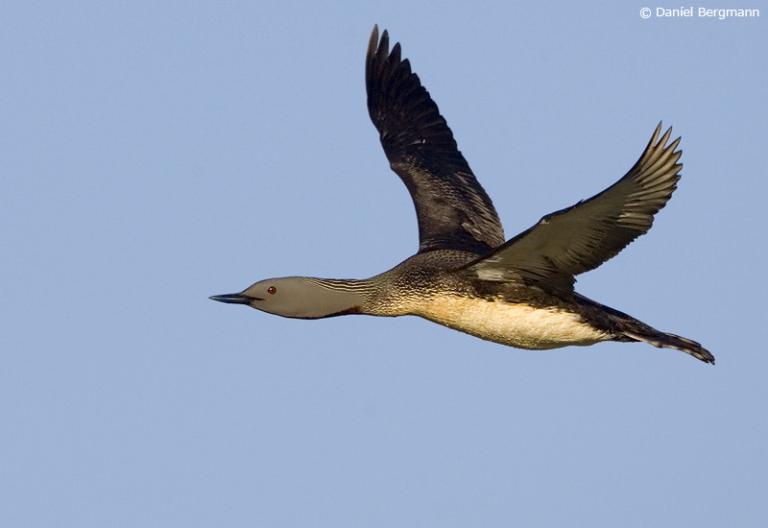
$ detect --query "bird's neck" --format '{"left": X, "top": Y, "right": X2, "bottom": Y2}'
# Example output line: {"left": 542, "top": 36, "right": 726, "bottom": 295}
{"left": 303, "top": 277, "right": 378, "bottom": 317}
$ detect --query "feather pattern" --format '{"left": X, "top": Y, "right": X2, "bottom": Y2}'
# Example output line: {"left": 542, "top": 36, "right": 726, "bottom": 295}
{"left": 366, "top": 26, "right": 505, "bottom": 254}
{"left": 463, "top": 123, "right": 683, "bottom": 292}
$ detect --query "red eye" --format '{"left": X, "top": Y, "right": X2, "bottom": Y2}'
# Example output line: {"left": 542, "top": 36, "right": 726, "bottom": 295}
{"left": 267, "top": 286, "right": 277, "bottom": 295}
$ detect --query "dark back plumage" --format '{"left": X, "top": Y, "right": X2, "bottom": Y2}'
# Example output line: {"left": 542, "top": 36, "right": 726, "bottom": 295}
{"left": 366, "top": 26, "right": 505, "bottom": 254}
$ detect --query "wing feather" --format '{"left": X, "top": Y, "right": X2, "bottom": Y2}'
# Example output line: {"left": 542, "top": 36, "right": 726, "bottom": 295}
{"left": 464, "top": 124, "right": 683, "bottom": 291}
{"left": 366, "top": 26, "right": 505, "bottom": 253}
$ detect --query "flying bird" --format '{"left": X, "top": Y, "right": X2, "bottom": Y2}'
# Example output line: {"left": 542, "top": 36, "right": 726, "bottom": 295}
{"left": 211, "top": 26, "right": 714, "bottom": 364}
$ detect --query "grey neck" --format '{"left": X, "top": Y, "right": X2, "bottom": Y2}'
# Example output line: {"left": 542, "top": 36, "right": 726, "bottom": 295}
{"left": 302, "top": 277, "right": 378, "bottom": 317}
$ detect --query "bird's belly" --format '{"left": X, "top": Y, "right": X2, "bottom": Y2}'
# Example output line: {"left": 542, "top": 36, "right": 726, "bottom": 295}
{"left": 416, "top": 296, "right": 608, "bottom": 349}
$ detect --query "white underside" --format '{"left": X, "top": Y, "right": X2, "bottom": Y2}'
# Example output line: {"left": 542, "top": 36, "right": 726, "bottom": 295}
{"left": 416, "top": 296, "right": 609, "bottom": 349}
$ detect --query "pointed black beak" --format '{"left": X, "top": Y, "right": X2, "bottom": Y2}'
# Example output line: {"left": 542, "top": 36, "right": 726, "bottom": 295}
{"left": 209, "top": 293, "right": 260, "bottom": 305}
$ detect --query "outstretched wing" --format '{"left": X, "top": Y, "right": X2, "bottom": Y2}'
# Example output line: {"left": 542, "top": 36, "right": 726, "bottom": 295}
{"left": 464, "top": 124, "right": 683, "bottom": 292}
{"left": 366, "top": 26, "right": 505, "bottom": 254}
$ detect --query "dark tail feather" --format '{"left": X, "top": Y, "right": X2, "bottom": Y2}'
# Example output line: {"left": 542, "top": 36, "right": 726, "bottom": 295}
{"left": 574, "top": 295, "right": 714, "bottom": 364}
{"left": 623, "top": 329, "right": 715, "bottom": 364}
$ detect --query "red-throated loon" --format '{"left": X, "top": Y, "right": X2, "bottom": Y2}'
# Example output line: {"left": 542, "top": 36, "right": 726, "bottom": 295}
{"left": 211, "top": 26, "right": 714, "bottom": 364}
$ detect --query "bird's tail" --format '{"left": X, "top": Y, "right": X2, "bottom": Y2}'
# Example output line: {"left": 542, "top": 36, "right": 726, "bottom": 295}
{"left": 621, "top": 326, "right": 715, "bottom": 364}
{"left": 575, "top": 295, "right": 714, "bottom": 364}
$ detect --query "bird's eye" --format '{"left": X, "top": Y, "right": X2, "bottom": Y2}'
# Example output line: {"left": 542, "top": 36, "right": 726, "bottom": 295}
{"left": 267, "top": 286, "right": 277, "bottom": 295}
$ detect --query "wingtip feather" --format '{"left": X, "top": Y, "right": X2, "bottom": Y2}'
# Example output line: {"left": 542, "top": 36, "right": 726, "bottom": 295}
{"left": 380, "top": 29, "right": 389, "bottom": 53}
{"left": 658, "top": 126, "right": 673, "bottom": 148}
{"left": 368, "top": 25, "right": 379, "bottom": 57}
{"left": 652, "top": 121, "right": 663, "bottom": 142}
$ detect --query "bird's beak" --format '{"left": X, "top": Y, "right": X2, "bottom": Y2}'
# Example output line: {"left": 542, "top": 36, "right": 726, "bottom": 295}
{"left": 209, "top": 293, "right": 260, "bottom": 305}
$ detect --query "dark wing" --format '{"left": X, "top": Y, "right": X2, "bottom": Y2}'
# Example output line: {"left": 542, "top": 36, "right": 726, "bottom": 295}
{"left": 366, "top": 26, "right": 505, "bottom": 254}
{"left": 463, "top": 124, "right": 683, "bottom": 292}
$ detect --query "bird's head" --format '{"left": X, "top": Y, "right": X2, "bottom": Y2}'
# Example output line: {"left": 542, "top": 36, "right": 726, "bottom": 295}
{"left": 210, "top": 277, "right": 363, "bottom": 319}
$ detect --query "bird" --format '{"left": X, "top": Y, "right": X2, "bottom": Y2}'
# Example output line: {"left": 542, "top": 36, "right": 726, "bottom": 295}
{"left": 211, "top": 25, "right": 714, "bottom": 364}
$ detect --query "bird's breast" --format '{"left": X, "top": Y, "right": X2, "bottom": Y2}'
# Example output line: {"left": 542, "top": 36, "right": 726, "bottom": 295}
{"left": 415, "top": 295, "right": 609, "bottom": 349}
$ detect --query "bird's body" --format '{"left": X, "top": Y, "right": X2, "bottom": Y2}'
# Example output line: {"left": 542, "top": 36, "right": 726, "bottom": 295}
{"left": 313, "top": 251, "right": 605, "bottom": 349}
{"left": 211, "top": 26, "right": 714, "bottom": 364}
{"left": 363, "top": 252, "right": 611, "bottom": 349}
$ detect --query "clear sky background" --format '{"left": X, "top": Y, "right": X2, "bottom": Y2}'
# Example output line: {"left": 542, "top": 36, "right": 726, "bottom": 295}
{"left": 2, "top": 1, "right": 766, "bottom": 526}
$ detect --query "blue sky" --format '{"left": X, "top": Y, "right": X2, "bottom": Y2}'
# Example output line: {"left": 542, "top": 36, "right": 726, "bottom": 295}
{"left": 1, "top": 1, "right": 766, "bottom": 526}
